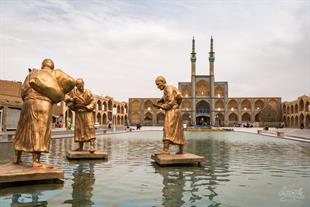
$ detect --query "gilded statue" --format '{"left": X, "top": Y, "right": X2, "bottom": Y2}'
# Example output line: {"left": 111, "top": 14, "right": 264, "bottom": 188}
{"left": 153, "top": 76, "right": 185, "bottom": 154}
{"left": 13, "top": 59, "right": 75, "bottom": 167}
{"left": 65, "top": 78, "right": 96, "bottom": 152}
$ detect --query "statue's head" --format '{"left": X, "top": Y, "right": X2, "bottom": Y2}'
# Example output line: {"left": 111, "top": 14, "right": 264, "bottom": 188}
{"left": 155, "top": 76, "right": 167, "bottom": 91}
{"left": 41, "top": 58, "right": 54, "bottom": 70}
{"left": 76, "top": 78, "right": 84, "bottom": 92}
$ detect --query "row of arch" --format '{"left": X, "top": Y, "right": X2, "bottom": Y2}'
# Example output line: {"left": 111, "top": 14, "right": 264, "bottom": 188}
{"left": 65, "top": 110, "right": 128, "bottom": 127}
{"left": 283, "top": 99, "right": 310, "bottom": 114}
{"left": 180, "top": 82, "right": 225, "bottom": 97}
{"left": 283, "top": 114, "right": 310, "bottom": 128}
{"left": 96, "top": 112, "right": 128, "bottom": 126}
{"left": 133, "top": 98, "right": 278, "bottom": 112}
{"left": 130, "top": 111, "right": 264, "bottom": 126}
{"left": 96, "top": 99, "right": 127, "bottom": 114}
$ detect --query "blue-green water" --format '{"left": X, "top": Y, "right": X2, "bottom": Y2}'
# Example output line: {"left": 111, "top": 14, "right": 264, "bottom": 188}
{"left": 0, "top": 131, "right": 309, "bottom": 207}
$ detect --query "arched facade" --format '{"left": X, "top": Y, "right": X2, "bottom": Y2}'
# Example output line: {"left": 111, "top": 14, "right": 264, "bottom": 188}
{"left": 282, "top": 96, "right": 310, "bottom": 128}
{"left": 127, "top": 37, "right": 285, "bottom": 127}
{"left": 196, "top": 80, "right": 209, "bottom": 97}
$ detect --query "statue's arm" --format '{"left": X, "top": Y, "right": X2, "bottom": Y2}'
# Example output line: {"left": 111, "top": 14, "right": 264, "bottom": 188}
{"left": 159, "top": 88, "right": 176, "bottom": 110}
{"left": 86, "top": 90, "right": 96, "bottom": 111}
{"left": 20, "top": 74, "right": 31, "bottom": 100}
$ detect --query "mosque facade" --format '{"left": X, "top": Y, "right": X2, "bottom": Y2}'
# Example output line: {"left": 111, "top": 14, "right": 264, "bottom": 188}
{"left": 128, "top": 37, "right": 282, "bottom": 127}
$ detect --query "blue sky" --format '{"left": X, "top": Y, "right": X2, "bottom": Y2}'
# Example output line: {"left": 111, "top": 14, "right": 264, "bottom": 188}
{"left": 0, "top": 0, "right": 309, "bottom": 101}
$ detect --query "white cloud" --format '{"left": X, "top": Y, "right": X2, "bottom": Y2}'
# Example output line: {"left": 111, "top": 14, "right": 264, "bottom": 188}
{"left": 0, "top": 0, "right": 309, "bottom": 101}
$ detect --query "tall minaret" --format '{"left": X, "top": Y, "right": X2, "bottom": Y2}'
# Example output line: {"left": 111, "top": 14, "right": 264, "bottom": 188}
{"left": 191, "top": 36, "right": 196, "bottom": 79}
{"left": 209, "top": 36, "right": 215, "bottom": 76}
{"left": 209, "top": 36, "right": 215, "bottom": 126}
{"left": 191, "top": 36, "right": 197, "bottom": 125}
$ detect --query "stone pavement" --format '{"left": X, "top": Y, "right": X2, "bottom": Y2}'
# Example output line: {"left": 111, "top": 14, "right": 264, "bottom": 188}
{"left": 231, "top": 127, "right": 310, "bottom": 143}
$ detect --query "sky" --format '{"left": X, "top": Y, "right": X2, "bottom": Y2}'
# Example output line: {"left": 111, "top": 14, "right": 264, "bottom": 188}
{"left": 0, "top": 0, "right": 309, "bottom": 102}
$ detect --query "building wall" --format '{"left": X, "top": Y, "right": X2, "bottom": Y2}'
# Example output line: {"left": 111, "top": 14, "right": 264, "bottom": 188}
{"left": 282, "top": 95, "right": 310, "bottom": 128}
{"left": 53, "top": 95, "right": 128, "bottom": 129}
{"left": 0, "top": 79, "right": 23, "bottom": 131}
{"left": 127, "top": 38, "right": 282, "bottom": 127}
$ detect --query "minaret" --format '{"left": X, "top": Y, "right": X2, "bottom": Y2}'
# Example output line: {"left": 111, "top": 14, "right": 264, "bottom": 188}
{"left": 191, "top": 36, "right": 197, "bottom": 125}
{"left": 191, "top": 36, "right": 196, "bottom": 79}
{"left": 209, "top": 36, "right": 215, "bottom": 76}
{"left": 209, "top": 36, "right": 215, "bottom": 126}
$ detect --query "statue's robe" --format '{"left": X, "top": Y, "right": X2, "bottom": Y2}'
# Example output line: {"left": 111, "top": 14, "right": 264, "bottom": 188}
{"left": 160, "top": 85, "right": 185, "bottom": 145}
{"left": 67, "top": 88, "right": 96, "bottom": 142}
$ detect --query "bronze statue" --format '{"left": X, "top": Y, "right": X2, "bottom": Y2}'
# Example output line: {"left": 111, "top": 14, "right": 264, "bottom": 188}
{"left": 65, "top": 78, "right": 96, "bottom": 153}
{"left": 13, "top": 59, "right": 75, "bottom": 168}
{"left": 153, "top": 76, "right": 185, "bottom": 154}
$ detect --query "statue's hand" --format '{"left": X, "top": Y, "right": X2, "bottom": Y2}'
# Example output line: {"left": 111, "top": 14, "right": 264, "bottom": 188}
{"left": 153, "top": 103, "right": 161, "bottom": 109}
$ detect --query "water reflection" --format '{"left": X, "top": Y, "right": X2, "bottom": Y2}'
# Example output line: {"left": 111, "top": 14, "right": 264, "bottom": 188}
{"left": 0, "top": 182, "right": 63, "bottom": 207}
{"left": 64, "top": 161, "right": 97, "bottom": 207}
{"left": 0, "top": 131, "right": 310, "bottom": 206}
{"left": 152, "top": 137, "right": 231, "bottom": 207}
{"left": 11, "top": 193, "right": 47, "bottom": 207}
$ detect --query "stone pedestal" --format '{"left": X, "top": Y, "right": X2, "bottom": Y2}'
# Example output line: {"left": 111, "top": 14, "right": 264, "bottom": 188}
{"left": 66, "top": 150, "right": 108, "bottom": 159}
{"left": 151, "top": 153, "right": 204, "bottom": 166}
{"left": 0, "top": 163, "right": 64, "bottom": 186}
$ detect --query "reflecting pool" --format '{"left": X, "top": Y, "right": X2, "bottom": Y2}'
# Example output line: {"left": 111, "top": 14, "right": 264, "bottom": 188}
{"left": 0, "top": 131, "right": 310, "bottom": 207}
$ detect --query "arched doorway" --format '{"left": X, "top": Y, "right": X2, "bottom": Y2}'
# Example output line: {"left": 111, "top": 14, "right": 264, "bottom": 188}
{"left": 108, "top": 99, "right": 112, "bottom": 110}
{"left": 97, "top": 113, "right": 102, "bottom": 125}
{"left": 299, "top": 113, "right": 304, "bottom": 128}
{"left": 117, "top": 115, "right": 120, "bottom": 125}
{"left": 102, "top": 113, "right": 107, "bottom": 125}
{"left": 196, "top": 115, "right": 210, "bottom": 126}
{"left": 294, "top": 116, "right": 298, "bottom": 128}
{"left": 287, "top": 116, "right": 290, "bottom": 127}
{"left": 196, "top": 100, "right": 210, "bottom": 114}
{"left": 242, "top": 113, "right": 251, "bottom": 122}
{"left": 215, "top": 113, "right": 224, "bottom": 127}
{"left": 306, "top": 114, "right": 310, "bottom": 128}
{"left": 144, "top": 112, "right": 153, "bottom": 126}
{"left": 229, "top": 113, "right": 238, "bottom": 125}
{"left": 299, "top": 99, "right": 304, "bottom": 111}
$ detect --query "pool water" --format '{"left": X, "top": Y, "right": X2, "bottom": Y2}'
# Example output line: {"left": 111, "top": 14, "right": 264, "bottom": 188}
{"left": 0, "top": 131, "right": 309, "bottom": 207}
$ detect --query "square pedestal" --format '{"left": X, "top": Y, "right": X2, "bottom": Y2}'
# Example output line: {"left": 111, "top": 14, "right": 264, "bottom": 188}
{"left": 0, "top": 163, "right": 64, "bottom": 185}
{"left": 151, "top": 153, "right": 204, "bottom": 166}
{"left": 66, "top": 150, "right": 108, "bottom": 159}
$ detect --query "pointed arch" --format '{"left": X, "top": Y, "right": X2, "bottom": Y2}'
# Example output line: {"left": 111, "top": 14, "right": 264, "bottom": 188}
{"left": 215, "top": 100, "right": 224, "bottom": 110}
{"left": 255, "top": 99, "right": 264, "bottom": 111}
{"left": 228, "top": 99, "right": 238, "bottom": 111}
{"left": 242, "top": 112, "right": 251, "bottom": 122}
{"left": 144, "top": 99, "right": 153, "bottom": 110}
{"left": 196, "top": 100, "right": 210, "bottom": 114}
{"left": 156, "top": 113, "right": 165, "bottom": 125}
{"left": 241, "top": 99, "right": 251, "bottom": 111}
{"left": 196, "top": 79, "right": 209, "bottom": 97}
{"left": 144, "top": 112, "right": 153, "bottom": 126}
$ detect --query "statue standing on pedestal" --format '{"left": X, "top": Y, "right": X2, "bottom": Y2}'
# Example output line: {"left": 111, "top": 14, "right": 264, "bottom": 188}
{"left": 65, "top": 78, "right": 96, "bottom": 153}
{"left": 13, "top": 58, "right": 75, "bottom": 167}
{"left": 153, "top": 76, "right": 185, "bottom": 154}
